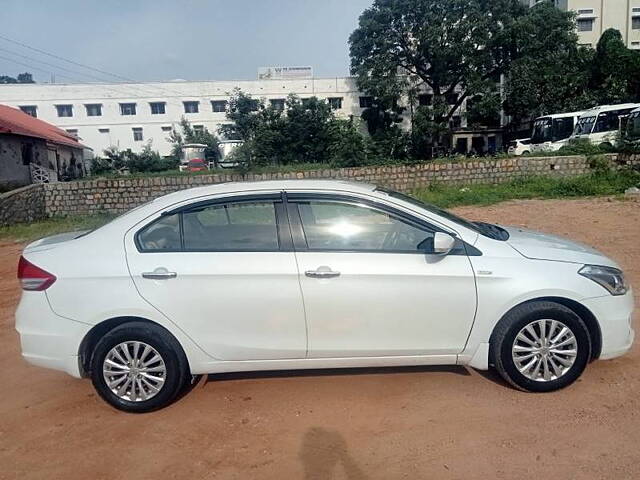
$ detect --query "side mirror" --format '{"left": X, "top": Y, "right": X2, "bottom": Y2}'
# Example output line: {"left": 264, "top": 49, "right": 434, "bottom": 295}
{"left": 432, "top": 232, "right": 456, "bottom": 255}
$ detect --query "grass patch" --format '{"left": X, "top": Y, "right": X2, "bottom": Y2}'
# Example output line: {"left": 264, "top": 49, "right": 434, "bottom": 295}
{"left": 0, "top": 213, "right": 115, "bottom": 243}
{"left": 413, "top": 170, "right": 640, "bottom": 208}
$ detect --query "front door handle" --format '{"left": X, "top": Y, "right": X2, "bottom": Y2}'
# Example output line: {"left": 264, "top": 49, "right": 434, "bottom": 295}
{"left": 142, "top": 268, "right": 177, "bottom": 280}
{"left": 305, "top": 266, "right": 340, "bottom": 278}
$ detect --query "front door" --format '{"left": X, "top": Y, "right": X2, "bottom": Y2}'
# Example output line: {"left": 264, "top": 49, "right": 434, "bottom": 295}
{"left": 125, "top": 196, "right": 307, "bottom": 361}
{"left": 287, "top": 195, "right": 477, "bottom": 358}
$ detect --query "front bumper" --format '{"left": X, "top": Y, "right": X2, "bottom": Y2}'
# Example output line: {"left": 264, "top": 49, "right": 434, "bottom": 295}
{"left": 582, "top": 288, "right": 635, "bottom": 360}
{"left": 15, "top": 291, "right": 92, "bottom": 378}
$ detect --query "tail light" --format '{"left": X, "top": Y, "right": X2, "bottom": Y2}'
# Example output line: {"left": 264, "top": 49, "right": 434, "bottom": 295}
{"left": 17, "top": 256, "right": 56, "bottom": 291}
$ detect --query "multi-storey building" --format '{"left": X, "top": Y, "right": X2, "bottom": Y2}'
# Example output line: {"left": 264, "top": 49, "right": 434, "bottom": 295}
{"left": 0, "top": 76, "right": 484, "bottom": 158}
{"left": 525, "top": 0, "right": 640, "bottom": 48}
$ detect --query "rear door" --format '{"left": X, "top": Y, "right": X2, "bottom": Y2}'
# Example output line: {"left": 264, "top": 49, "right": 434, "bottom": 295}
{"left": 125, "top": 194, "right": 307, "bottom": 361}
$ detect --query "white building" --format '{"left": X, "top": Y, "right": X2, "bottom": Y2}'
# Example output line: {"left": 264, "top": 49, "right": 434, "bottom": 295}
{"left": 0, "top": 76, "right": 483, "bottom": 158}
{"left": 524, "top": 0, "right": 640, "bottom": 48}
{"left": 0, "top": 77, "right": 377, "bottom": 157}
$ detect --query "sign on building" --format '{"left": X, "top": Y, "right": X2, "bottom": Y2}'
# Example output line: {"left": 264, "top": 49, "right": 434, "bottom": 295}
{"left": 258, "top": 66, "right": 313, "bottom": 80}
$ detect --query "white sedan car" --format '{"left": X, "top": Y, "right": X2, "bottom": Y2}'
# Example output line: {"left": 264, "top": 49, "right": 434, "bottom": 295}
{"left": 16, "top": 180, "right": 634, "bottom": 412}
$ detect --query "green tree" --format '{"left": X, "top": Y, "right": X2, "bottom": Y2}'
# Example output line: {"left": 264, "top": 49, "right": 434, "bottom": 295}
{"left": 589, "top": 28, "right": 640, "bottom": 104}
{"left": 168, "top": 117, "right": 220, "bottom": 163}
{"left": 349, "top": 0, "right": 528, "bottom": 145}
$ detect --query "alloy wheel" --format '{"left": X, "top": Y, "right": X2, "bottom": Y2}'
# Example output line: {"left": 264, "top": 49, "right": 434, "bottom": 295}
{"left": 102, "top": 341, "right": 166, "bottom": 401}
{"left": 511, "top": 319, "right": 578, "bottom": 382}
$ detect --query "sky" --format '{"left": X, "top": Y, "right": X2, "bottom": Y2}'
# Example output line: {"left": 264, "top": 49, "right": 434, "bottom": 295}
{"left": 0, "top": 0, "right": 373, "bottom": 84}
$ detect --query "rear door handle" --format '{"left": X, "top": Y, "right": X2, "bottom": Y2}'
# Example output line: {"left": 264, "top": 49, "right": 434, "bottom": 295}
{"left": 305, "top": 266, "right": 340, "bottom": 278}
{"left": 142, "top": 268, "right": 177, "bottom": 280}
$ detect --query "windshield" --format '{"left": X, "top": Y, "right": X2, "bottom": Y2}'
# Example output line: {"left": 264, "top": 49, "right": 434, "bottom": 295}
{"left": 531, "top": 118, "right": 552, "bottom": 144}
{"left": 574, "top": 116, "right": 595, "bottom": 135}
{"left": 375, "top": 187, "right": 509, "bottom": 240}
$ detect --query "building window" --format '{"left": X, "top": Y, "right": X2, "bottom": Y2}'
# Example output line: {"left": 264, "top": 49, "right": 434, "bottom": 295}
{"left": 450, "top": 116, "right": 462, "bottom": 128}
{"left": 633, "top": 17, "right": 640, "bottom": 30}
{"left": 19, "top": 105, "right": 37, "bottom": 117}
{"left": 418, "top": 94, "right": 433, "bottom": 106}
{"left": 577, "top": 9, "right": 594, "bottom": 14}
{"left": 328, "top": 97, "right": 343, "bottom": 110}
{"left": 84, "top": 104, "right": 102, "bottom": 117}
{"left": 56, "top": 104, "right": 73, "bottom": 117}
{"left": 98, "top": 128, "right": 110, "bottom": 133}
{"left": 193, "top": 125, "right": 204, "bottom": 134}
{"left": 577, "top": 18, "right": 593, "bottom": 32}
{"left": 65, "top": 129, "right": 78, "bottom": 137}
{"left": 161, "top": 126, "right": 173, "bottom": 132}
{"left": 132, "top": 127, "right": 143, "bottom": 141}
{"left": 120, "top": 103, "right": 137, "bottom": 115}
{"left": 211, "top": 100, "right": 227, "bottom": 112}
{"left": 183, "top": 101, "right": 199, "bottom": 113}
{"left": 150, "top": 102, "right": 166, "bottom": 115}
{"left": 270, "top": 98, "right": 285, "bottom": 110}
{"left": 21, "top": 143, "right": 33, "bottom": 165}
{"left": 359, "top": 96, "right": 373, "bottom": 108}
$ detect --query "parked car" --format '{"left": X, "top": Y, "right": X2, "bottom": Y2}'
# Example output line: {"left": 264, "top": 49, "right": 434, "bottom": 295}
{"left": 16, "top": 180, "right": 634, "bottom": 412}
{"left": 507, "top": 138, "right": 531, "bottom": 156}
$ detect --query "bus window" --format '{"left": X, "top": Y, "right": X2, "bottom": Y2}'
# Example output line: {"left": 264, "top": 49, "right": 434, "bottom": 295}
{"left": 574, "top": 116, "right": 595, "bottom": 135}
{"left": 593, "top": 108, "right": 636, "bottom": 134}
{"left": 626, "top": 112, "right": 640, "bottom": 140}
{"left": 531, "top": 118, "right": 552, "bottom": 143}
{"left": 552, "top": 117, "right": 575, "bottom": 141}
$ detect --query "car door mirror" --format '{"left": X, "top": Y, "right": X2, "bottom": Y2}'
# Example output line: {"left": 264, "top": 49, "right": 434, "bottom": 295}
{"left": 430, "top": 232, "right": 456, "bottom": 255}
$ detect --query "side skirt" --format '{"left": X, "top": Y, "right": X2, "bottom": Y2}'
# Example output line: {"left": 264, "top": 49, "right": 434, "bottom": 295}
{"left": 191, "top": 354, "right": 459, "bottom": 375}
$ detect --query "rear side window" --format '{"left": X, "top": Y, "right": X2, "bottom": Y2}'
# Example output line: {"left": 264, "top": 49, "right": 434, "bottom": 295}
{"left": 183, "top": 202, "right": 278, "bottom": 251}
{"left": 136, "top": 201, "right": 280, "bottom": 252}
{"left": 137, "top": 214, "right": 181, "bottom": 251}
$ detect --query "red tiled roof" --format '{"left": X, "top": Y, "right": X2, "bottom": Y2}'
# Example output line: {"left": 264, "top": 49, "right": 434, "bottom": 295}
{"left": 0, "top": 103, "right": 86, "bottom": 149}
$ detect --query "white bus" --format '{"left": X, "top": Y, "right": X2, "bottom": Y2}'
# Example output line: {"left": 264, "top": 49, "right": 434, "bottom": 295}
{"left": 569, "top": 103, "right": 640, "bottom": 147}
{"left": 529, "top": 111, "right": 584, "bottom": 153}
{"left": 621, "top": 106, "right": 640, "bottom": 143}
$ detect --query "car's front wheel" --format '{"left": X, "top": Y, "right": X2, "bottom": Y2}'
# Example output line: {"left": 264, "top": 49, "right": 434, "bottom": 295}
{"left": 491, "top": 301, "right": 591, "bottom": 392}
{"left": 91, "top": 322, "right": 189, "bottom": 413}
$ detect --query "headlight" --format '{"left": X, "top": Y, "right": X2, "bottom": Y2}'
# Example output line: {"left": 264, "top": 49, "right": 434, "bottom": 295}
{"left": 579, "top": 265, "right": 628, "bottom": 296}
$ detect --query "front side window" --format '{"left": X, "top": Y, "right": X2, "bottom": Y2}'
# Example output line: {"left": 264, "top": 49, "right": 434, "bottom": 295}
{"left": 183, "top": 101, "right": 199, "bottom": 114}
{"left": 56, "top": 104, "right": 73, "bottom": 117}
{"left": 295, "top": 200, "right": 435, "bottom": 252}
{"left": 552, "top": 117, "right": 575, "bottom": 141}
{"left": 137, "top": 201, "right": 280, "bottom": 252}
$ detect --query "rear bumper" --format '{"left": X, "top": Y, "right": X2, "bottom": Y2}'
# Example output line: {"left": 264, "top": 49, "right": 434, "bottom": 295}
{"left": 15, "top": 292, "right": 91, "bottom": 378}
{"left": 582, "top": 289, "right": 635, "bottom": 360}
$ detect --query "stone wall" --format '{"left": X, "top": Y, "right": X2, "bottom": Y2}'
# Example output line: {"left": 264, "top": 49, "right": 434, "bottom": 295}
{"left": 0, "top": 153, "right": 637, "bottom": 225}
{"left": 0, "top": 184, "right": 46, "bottom": 226}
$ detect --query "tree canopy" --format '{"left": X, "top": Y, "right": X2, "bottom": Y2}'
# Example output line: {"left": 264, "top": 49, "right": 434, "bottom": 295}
{"left": 0, "top": 72, "right": 35, "bottom": 84}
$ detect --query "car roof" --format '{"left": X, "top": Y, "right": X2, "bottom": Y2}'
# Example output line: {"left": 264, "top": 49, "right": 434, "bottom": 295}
{"left": 153, "top": 179, "right": 377, "bottom": 205}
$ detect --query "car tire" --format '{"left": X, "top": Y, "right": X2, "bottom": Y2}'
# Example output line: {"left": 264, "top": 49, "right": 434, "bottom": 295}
{"left": 491, "top": 301, "right": 591, "bottom": 392}
{"left": 90, "top": 321, "right": 189, "bottom": 413}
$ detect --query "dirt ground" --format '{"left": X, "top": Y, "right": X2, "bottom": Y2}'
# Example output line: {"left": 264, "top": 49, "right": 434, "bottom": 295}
{"left": 1, "top": 197, "right": 639, "bottom": 480}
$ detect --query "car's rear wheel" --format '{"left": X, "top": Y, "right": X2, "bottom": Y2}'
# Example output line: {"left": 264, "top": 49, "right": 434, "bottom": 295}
{"left": 491, "top": 301, "right": 591, "bottom": 392}
{"left": 91, "top": 322, "right": 189, "bottom": 413}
